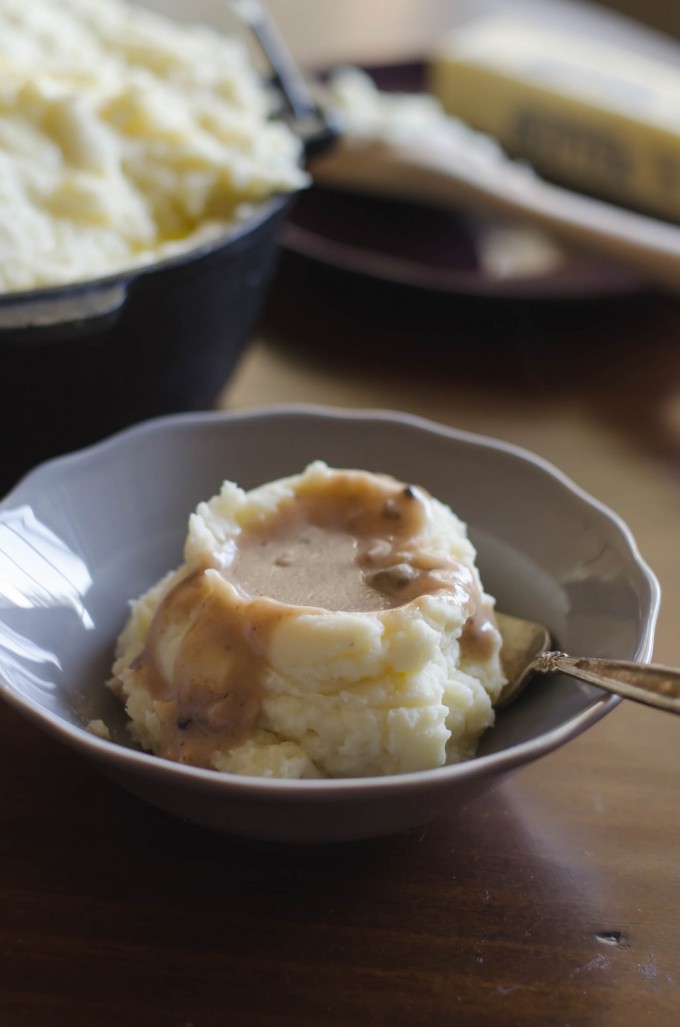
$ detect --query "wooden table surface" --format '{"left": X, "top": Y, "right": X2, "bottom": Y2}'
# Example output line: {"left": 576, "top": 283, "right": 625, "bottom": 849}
{"left": 3, "top": 4, "right": 680, "bottom": 1024}
{"left": 3, "top": 257, "right": 680, "bottom": 1027}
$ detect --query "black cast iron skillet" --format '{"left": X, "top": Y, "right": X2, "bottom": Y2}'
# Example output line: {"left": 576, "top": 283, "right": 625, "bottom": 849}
{"left": 0, "top": 197, "right": 295, "bottom": 495}
{"left": 0, "top": 4, "right": 338, "bottom": 495}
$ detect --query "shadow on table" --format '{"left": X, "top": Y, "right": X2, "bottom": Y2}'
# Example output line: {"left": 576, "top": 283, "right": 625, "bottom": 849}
{"left": 261, "top": 253, "right": 680, "bottom": 467}
{"left": 2, "top": 701, "right": 664, "bottom": 1027}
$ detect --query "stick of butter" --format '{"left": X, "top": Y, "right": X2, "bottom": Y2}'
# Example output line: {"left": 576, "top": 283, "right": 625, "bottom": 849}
{"left": 429, "top": 14, "right": 680, "bottom": 223}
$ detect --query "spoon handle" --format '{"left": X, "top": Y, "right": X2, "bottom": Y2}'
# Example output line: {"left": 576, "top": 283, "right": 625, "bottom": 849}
{"left": 536, "top": 652, "right": 680, "bottom": 714}
{"left": 231, "top": 0, "right": 338, "bottom": 156}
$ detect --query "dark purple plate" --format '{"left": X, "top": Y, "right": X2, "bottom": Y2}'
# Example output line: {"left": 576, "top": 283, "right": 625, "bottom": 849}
{"left": 280, "top": 63, "right": 644, "bottom": 304}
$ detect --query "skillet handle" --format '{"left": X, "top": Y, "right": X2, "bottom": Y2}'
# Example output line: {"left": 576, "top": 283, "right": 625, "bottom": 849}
{"left": 0, "top": 282, "right": 128, "bottom": 341}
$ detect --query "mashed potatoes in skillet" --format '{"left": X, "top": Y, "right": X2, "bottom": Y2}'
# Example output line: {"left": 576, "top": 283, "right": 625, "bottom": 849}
{"left": 109, "top": 463, "right": 506, "bottom": 779}
{"left": 0, "top": 0, "right": 306, "bottom": 292}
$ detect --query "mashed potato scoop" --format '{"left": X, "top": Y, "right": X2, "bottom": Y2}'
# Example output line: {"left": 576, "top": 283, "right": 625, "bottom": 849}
{"left": 109, "top": 462, "right": 508, "bottom": 779}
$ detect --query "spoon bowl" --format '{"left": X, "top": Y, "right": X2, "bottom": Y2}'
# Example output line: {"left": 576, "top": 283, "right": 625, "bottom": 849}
{"left": 496, "top": 612, "right": 680, "bottom": 714}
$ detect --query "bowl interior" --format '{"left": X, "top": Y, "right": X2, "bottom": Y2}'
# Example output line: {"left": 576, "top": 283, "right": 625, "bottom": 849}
{"left": 0, "top": 407, "right": 657, "bottom": 771}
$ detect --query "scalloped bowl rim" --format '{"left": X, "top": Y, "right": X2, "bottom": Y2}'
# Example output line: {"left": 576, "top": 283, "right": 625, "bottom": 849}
{"left": 0, "top": 404, "right": 660, "bottom": 803}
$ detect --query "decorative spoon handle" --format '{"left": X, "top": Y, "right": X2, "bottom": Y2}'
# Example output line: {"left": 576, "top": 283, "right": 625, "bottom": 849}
{"left": 534, "top": 651, "right": 680, "bottom": 714}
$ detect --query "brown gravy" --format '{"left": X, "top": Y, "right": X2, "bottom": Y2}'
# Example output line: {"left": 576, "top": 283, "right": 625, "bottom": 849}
{"left": 125, "top": 470, "right": 499, "bottom": 769}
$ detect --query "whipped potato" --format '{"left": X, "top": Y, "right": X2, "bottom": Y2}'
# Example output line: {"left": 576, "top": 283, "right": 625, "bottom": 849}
{"left": 0, "top": 0, "right": 307, "bottom": 292}
{"left": 109, "top": 462, "right": 506, "bottom": 779}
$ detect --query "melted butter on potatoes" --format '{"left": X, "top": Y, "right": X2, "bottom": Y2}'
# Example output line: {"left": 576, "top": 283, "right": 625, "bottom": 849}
{"left": 109, "top": 462, "right": 506, "bottom": 778}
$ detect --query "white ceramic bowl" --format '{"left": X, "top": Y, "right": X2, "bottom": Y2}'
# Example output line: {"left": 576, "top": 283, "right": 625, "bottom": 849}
{"left": 0, "top": 406, "right": 659, "bottom": 843}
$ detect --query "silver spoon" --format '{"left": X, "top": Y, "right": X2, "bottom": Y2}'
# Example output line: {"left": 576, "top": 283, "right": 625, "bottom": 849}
{"left": 495, "top": 612, "right": 680, "bottom": 714}
{"left": 231, "top": 0, "right": 340, "bottom": 157}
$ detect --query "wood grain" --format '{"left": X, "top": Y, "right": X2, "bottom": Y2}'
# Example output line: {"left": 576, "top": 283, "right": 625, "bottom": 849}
{"left": 4, "top": 278, "right": 680, "bottom": 1025}
{"left": 4, "top": 2, "right": 680, "bottom": 1015}
{"left": 1, "top": 698, "right": 678, "bottom": 1026}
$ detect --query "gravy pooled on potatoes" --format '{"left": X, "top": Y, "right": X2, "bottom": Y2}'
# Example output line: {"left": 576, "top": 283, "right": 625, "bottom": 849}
{"left": 109, "top": 463, "right": 506, "bottom": 778}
